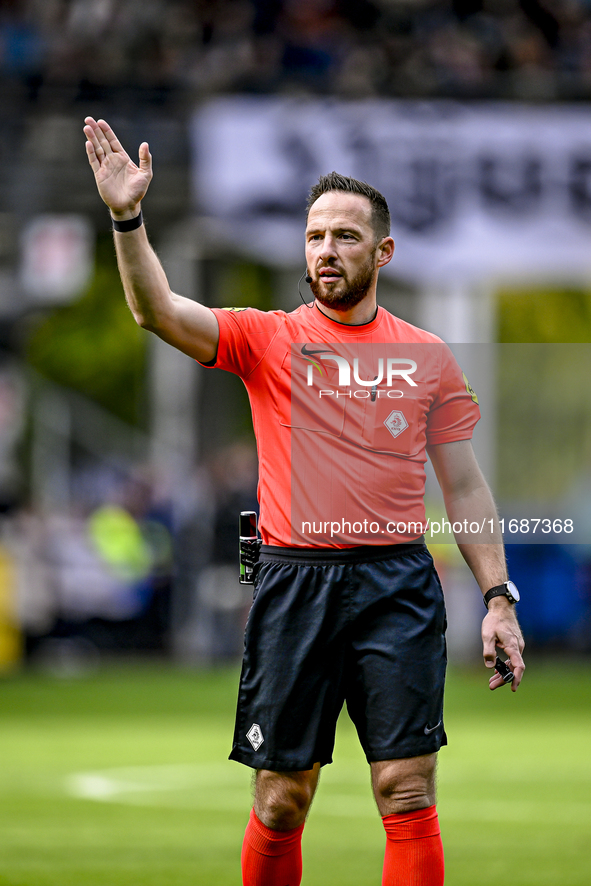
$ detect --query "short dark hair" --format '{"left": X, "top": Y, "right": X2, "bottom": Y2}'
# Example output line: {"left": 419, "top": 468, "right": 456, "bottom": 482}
{"left": 306, "top": 172, "right": 391, "bottom": 241}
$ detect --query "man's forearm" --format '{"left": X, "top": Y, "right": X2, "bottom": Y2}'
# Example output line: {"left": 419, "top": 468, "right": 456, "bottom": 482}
{"left": 113, "top": 217, "right": 174, "bottom": 332}
{"left": 428, "top": 440, "right": 525, "bottom": 688}
{"left": 113, "top": 222, "right": 219, "bottom": 362}
{"left": 443, "top": 482, "right": 507, "bottom": 596}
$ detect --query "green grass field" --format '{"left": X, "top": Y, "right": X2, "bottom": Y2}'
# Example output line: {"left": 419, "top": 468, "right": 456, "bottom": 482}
{"left": 0, "top": 659, "right": 590, "bottom": 886}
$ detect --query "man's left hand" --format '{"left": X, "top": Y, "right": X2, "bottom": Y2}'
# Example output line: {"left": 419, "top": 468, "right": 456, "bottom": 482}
{"left": 482, "top": 598, "right": 525, "bottom": 691}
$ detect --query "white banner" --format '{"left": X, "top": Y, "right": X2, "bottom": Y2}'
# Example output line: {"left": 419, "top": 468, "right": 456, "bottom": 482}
{"left": 191, "top": 99, "right": 591, "bottom": 285}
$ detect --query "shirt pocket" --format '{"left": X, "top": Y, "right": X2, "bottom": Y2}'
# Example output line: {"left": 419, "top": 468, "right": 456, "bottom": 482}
{"left": 279, "top": 349, "right": 346, "bottom": 437}
{"left": 359, "top": 393, "right": 423, "bottom": 457}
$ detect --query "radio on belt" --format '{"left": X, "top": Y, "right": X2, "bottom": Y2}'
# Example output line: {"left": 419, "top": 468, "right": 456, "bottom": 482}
{"left": 239, "top": 511, "right": 261, "bottom": 584}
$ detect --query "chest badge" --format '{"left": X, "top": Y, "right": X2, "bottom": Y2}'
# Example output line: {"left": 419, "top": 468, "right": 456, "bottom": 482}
{"left": 383, "top": 410, "right": 409, "bottom": 439}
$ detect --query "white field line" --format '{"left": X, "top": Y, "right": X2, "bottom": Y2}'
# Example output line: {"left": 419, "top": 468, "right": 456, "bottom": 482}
{"left": 63, "top": 764, "right": 591, "bottom": 823}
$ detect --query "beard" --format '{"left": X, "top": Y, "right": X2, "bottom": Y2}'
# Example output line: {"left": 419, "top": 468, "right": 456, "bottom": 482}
{"left": 309, "top": 250, "right": 376, "bottom": 312}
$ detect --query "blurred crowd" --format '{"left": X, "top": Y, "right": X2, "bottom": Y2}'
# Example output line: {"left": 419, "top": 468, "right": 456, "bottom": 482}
{"left": 1, "top": 0, "right": 591, "bottom": 105}
{"left": 0, "top": 438, "right": 259, "bottom": 672}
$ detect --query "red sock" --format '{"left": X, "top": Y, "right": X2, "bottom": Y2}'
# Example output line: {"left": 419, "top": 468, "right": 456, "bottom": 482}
{"left": 241, "top": 808, "right": 305, "bottom": 886}
{"left": 381, "top": 805, "right": 444, "bottom": 886}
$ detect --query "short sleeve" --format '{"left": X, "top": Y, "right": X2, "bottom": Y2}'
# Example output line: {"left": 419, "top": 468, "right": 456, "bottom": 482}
{"left": 426, "top": 345, "right": 481, "bottom": 445}
{"left": 200, "top": 308, "right": 285, "bottom": 379}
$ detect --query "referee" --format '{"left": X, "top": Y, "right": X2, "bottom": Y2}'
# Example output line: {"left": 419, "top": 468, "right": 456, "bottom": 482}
{"left": 84, "top": 117, "right": 525, "bottom": 886}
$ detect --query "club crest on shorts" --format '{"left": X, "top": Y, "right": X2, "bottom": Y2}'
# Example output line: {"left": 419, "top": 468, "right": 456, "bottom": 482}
{"left": 246, "top": 723, "right": 264, "bottom": 751}
{"left": 383, "top": 410, "right": 408, "bottom": 439}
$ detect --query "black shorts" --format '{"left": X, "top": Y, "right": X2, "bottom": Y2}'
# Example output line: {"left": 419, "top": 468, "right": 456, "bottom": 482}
{"left": 229, "top": 542, "right": 447, "bottom": 772}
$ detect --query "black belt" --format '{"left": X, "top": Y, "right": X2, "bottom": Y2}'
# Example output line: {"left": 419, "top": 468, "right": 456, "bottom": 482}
{"left": 259, "top": 538, "right": 426, "bottom": 565}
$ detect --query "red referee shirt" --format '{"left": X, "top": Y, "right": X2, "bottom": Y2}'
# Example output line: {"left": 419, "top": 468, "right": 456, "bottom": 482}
{"left": 202, "top": 304, "right": 480, "bottom": 547}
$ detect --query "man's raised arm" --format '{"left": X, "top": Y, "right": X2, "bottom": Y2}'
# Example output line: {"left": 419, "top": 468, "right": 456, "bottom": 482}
{"left": 83, "top": 117, "right": 219, "bottom": 364}
{"left": 427, "top": 439, "right": 525, "bottom": 691}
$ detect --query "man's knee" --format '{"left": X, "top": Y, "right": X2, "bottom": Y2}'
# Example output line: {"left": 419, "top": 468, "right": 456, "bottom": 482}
{"left": 254, "top": 763, "right": 320, "bottom": 830}
{"left": 371, "top": 753, "right": 437, "bottom": 816}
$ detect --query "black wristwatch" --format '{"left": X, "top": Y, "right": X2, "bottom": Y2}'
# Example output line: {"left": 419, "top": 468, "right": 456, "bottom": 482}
{"left": 483, "top": 580, "right": 520, "bottom": 609}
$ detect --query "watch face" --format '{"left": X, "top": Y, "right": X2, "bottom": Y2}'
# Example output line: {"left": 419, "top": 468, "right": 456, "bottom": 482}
{"left": 506, "top": 581, "right": 520, "bottom": 602}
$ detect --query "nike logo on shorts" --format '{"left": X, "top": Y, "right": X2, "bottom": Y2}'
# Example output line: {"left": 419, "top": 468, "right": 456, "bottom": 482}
{"left": 424, "top": 720, "right": 442, "bottom": 735}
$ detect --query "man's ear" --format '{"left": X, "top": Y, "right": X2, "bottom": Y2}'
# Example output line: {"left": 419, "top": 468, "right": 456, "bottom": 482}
{"left": 376, "top": 237, "right": 395, "bottom": 268}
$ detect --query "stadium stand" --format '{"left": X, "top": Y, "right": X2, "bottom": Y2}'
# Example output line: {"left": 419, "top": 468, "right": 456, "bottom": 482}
{"left": 0, "top": 0, "right": 590, "bottom": 105}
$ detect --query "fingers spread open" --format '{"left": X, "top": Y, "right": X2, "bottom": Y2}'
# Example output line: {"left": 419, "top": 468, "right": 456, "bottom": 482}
{"left": 97, "top": 119, "right": 125, "bottom": 154}
{"left": 138, "top": 142, "right": 152, "bottom": 171}
{"left": 93, "top": 123, "right": 112, "bottom": 156}
{"left": 85, "top": 140, "right": 100, "bottom": 173}
{"left": 83, "top": 122, "right": 105, "bottom": 158}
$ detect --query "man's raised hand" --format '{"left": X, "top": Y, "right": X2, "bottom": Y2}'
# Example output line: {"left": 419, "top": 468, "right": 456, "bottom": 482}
{"left": 83, "top": 117, "right": 152, "bottom": 220}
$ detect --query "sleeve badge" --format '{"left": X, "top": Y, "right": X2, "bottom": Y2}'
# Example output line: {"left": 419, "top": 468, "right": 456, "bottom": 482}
{"left": 462, "top": 372, "right": 479, "bottom": 404}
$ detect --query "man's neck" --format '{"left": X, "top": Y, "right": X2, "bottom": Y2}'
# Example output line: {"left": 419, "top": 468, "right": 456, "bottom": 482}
{"left": 314, "top": 296, "right": 378, "bottom": 326}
